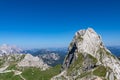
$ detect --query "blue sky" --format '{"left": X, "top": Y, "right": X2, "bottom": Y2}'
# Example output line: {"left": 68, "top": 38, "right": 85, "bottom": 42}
{"left": 0, "top": 0, "right": 120, "bottom": 48}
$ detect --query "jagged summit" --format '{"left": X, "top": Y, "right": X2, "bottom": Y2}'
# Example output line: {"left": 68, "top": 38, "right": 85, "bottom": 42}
{"left": 71, "top": 28, "right": 104, "bottom": 56}
{"left": 75, "top": 28, "right": 96, "bottom": 36}
{"left": 52, "top": 28, "right": 120, "bottom": 80}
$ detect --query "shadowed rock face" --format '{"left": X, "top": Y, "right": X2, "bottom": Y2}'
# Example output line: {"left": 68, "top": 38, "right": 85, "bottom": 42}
{"left": 51, "top": 28, "right": 120, "bottom": 80}
{"left": 62, "top": 43, "right": 77, "bottom": 69}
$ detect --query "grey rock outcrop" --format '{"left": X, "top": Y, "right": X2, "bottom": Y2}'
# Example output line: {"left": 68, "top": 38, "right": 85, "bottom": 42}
{"left": 17, "top": 54, "right": 49, "bottom": 70}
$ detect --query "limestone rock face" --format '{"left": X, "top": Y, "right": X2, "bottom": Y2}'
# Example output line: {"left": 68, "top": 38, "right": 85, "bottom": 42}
{"left": 52, "top": 28, "right": 120, "bottom": 80}
{"left": 18, "top": 54, "right": 49, "bottom": 70}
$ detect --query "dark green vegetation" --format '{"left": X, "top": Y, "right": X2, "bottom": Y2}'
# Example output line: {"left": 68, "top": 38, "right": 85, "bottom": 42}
{"left": 76, "top": 36, "right": 83, "bottom": 42}
{"left": 78, "top": 72, "right": 91, "bottom": 78}
{"left": 0, "top": 72, "right": 22, "bottom": 80}
{"left": 93, "top": 66, "right": 107, "bottom": 77}
{"left": 67, "top": 53, "right": 84, "bottom": 75}
{"left": 7, "top": 63, "right": 17, "bottom": 70}
{"left": 0, "top": 59, "right": 4, "bottom": 67}
{"left": 67, "top": 53, "right": 97, "bottom": 76}
{"left": 22, "top": 65, "right": 61, "bottom": 80}
{"left": 87, "top": 54, "right": 97, "bottom": 64}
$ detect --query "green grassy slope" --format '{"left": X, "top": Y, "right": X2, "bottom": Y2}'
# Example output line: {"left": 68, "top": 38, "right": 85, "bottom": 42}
{"left": 0, "top": 64, "right": 61, "bottom": 80}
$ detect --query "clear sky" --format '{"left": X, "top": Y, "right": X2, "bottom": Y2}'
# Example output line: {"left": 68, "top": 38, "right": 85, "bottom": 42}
{"left": 0, "top": 0, "right": 120, "bottom": 48}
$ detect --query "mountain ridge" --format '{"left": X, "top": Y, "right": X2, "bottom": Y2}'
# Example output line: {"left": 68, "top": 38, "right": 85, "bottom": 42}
{"left": 52, "top": 28, "right": 120, "bottom": 80}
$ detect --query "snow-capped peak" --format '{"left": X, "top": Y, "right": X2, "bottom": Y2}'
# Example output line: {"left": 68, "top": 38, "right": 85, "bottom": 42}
{"left": 0, "top": 44, "right": 22, "bottom": 56}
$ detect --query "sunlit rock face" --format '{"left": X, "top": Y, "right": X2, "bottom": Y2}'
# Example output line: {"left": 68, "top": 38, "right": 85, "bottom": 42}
{"left": 18, "top": 54, "right": 49, "bottom": 70}
{"left": 52, "top": 28, "right": 120, "bottom": 80}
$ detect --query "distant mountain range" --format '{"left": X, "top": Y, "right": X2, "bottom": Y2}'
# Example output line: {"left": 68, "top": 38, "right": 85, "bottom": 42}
{"left": 0, "top": 44, "right": 67, "bottom": 66}
{"left": 0, "top": 44, "right": 23, "bottom": 56}
{"left": 0, "top": 44, "right": 120, "bottom": 66}
{"left": 22, "top": 48, "right": 67, "bottom": 66}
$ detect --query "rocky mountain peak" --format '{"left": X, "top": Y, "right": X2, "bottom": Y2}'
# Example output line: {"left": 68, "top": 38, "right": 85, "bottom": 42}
{"left": 52, "top": 28, "right": 120, "bottom": 80}
{"left": 66, "top": 28, "right": 105, "bottom": 66}
{"left": 75, "top": 28, "right": 96, "bottom": 36}
{"left": 73, "top": 28, "right": 104, "bottom": 53}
